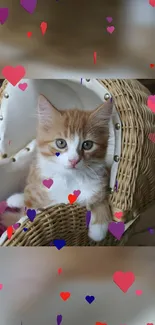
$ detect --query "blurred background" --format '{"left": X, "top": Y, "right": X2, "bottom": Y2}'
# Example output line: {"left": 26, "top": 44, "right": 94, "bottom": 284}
{"left": 0, "top": 248, "right": 155, "bottom": 325}
{"left": 0, "top": 0, "right": 155, "bottom": 78}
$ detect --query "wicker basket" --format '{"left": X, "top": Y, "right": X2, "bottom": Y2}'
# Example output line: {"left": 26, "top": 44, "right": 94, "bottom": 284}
{"left": 0, "top": 79, "right": 155, "bottom": 246}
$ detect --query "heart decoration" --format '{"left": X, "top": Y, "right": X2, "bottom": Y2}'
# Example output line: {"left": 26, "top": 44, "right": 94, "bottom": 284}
{"left": 108, "top": 221, "right": 125, "bottom": 240}
{"left": 40, "top": 21, "right": 47, "bottom": 35}
{"left": 85, "top": 295, "right": 95, "bottom": 304}
{"left": 0, "top": 8, "right": 9, "bottom": 24}
{"left": 107, "top": 26, "right": 115, "bottom": 34}
{"left": 57, "top": 315, "right": 62, "bottom": 325}
{"left": 113, "top": 271, "right": 135, "bottom": 293}
{"left": 114, "top": 211, "right": 123, "bottom": 219}
{"left": 68, "top": 194, "right": 77, "bottom": 204}
{"left": 86, "top": 210, "right": 91, "bottom": 227}
{"left": 13, "top": 223, "right": 20, "bottom": 230}
{"left": 26, "top": 209, "right": 36, "bottom": 222}
{"left": 42, "top": 178, "right": 53, "bottom": 189}
{"left": 73, "top": 190, "right": 81, "bottom": 198}
{"left": 18, "top": 82, "right": 28, "bottom": 91}
{"left": 2, "top": 65, "right": 26, "bottom": 86}
{"left": 60, "top": 292, "right": 71, "bottom": 301}
{"left": 106, "top": 16, "right": 113, "bottom": 23}
{"left": 135, "top": 289, "right": 143, "bottom": 296}
{"left": 147, "top": 95, "right": 155, "bottom": 113}
{"left": 20, "top": 0, "right": 37, "bottom": 14}
{"left": 7, "top": 226, "right": 14, "bottom": 239}
{"left": 53, "top": 239, "right": 66, "bottom": 250}
{"left": 148, "top": 133, "right": 155, "bottom": 143}
{"left": 149, "top": 0, "right": 155, "bottom": 7}
{"left": 58, "top": 268, "right": 62, "bottom": 274}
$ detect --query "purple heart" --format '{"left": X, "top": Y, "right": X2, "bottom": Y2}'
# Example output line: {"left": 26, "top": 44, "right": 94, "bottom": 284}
{"left": 55, "top": 152, "right": 60, "bottom": 157}
{"left": 20, "top": 0, "right": 37, "bottom": 14}
{"left": 26, "top": 209, "right": 36, "bottom": 222}
{"left": 13, "top": 223, "right": 20, "bottom": 230}
{"left": 108, "top": 221, "right": 125, "bottom": 240}
{"left": 57, "top": 315, "right": 62, "bottom": 325}
{"left": 85, "top": 295, "right": 95, "bottom": 304}
{"left": 0, "top": 8, "right": 9, "bottom": 24}
{"left": 106, "top": 16, "right": 113, "bottom": 23}
{"left": 23, "top": 227, "right": 28, "bottom": 232}
{"left": 148, "top": 228, "right": 154, "bottom": 234}
{"left": 73, "top": 190, "right": 81, "bottom": 198}
{"left": 86, "top": 211, "right": 91, "bottom": 228}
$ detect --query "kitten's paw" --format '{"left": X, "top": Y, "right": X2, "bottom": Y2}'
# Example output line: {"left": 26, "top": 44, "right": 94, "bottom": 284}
{"left": 7, "top": 193, "right": 24, "bottom": 209}
{"left": 88, "top": 223, "right": 108, "bottom": 242}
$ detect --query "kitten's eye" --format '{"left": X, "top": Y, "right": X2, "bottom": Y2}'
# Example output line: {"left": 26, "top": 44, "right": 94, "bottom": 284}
{"left": 56, "top": 139, "right": 67, "bottom": 149}
{"left": 82, "top": 141, "right": 93, "bottom": 150}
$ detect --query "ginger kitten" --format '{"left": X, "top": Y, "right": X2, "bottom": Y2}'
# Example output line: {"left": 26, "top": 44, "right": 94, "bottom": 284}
{"left": 1, "top": 95, "right": 113, "bottom": 242}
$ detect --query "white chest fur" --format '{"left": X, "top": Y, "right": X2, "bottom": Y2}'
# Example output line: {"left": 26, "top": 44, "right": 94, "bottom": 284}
{"left": 39, "top": 156, "right": 104, "bottom": 207}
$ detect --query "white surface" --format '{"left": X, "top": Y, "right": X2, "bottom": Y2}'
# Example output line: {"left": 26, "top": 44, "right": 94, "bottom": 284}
{"left": 0, "top": 248, "right": 155, "bottom": 325}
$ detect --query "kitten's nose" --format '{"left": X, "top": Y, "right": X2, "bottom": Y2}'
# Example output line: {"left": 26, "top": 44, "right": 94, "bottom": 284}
{"left": 69, "top": 158, "right": 80, "bottom": 168}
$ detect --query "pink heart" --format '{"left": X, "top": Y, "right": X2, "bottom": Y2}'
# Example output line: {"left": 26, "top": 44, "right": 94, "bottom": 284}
{"left": 135, "top": 289, "right": 143, "bottom": 296}
{"left": 114, "top": 211, "right": 123, "bottom": 219}
{"left": 73, "top": 190, "right": 81, "bottom": 198}
{"left": 0, "top": 283, "right": 3, "bottom": 290}
{"left": 0, "top": 201, "right": 7, "bottom": 214}
{"left": 13, "top": 223, "right": 20, "bottom": 230}
{"left": 42, "top": 178, "right": 53, "bottom": 189}
{"left": 147, "top": 95, "right": 155, "bottom": 113}
{"left": 107, "top": 26, "right": 115, "bottom": 34}
{"left": 18, "top": 82, "right": 28, "bottom": 91}
{"left": 148, "top": 133, "right": 155, "bottom": 143}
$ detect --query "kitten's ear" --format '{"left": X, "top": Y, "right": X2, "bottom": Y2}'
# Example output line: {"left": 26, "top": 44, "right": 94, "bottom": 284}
{"left": 90, "top": 99, "right": 113, "bottom": 124}
{"left": 38, "top": 95, "right": 61, "bottom": 126}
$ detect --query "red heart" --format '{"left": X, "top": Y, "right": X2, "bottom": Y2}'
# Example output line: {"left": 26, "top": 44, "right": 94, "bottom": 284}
{"left": 68, "top": 194, "right": 77, "bottom": 204}
{"left": 58, "top": 268, "right": 62, "bottom": 275}
{"left": 96, "top": 323, "right": 107, "bottom": 325}
{"left": 7, "top": 226, "right": 14, "bottom": 239}
{"left": 60, "top": 292, "right": 71, "bottom": 301}
{"left": 114, "top": 212, "right": 123, "bottom": 219}
{"left": 27, "top": 31, "right": 32, "bottom": 37}
{"left": 40, "top": 21, "right": 47, "bottom": 35}
{"left": 113, "top": 271, "right": 135, "bottom": 293}
{"left": 149, "top": 0, "right": 155, "bottom": 7}
{"left": 147, "top": 323, "right": 154, "bottom": 325}
{"left": 2, "top": 65, "right": 26, "bottom": 86}
{"left": 150, "top": 64, "right": 155, "bottom": 68}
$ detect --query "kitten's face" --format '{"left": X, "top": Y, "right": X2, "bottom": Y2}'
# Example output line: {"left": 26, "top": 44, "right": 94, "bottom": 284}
{"left": 37, "top": 95, "right": 112, "bottom": 172}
